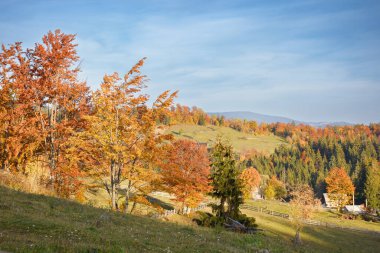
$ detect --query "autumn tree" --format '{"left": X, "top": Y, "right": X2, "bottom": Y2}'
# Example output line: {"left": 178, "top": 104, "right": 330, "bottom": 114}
{"left": 28, "top": 30, "right": 90, "bottom": 196}
{"left": 240, "top": 167, "right": 261, "bottom": 199}
{"left": 0, "top": 30, "right": 90, "bottom": 197}
{"left": 74, "top": 58, "right": 176, "bottom": 211}
{"left": 264, "top": 176, "right": 286, "bottom": 200}
{"left": 0, "top": 42, "right": 40, "bottom": 172}
{"left": 160, "top": 139, "right": 210, "bottom": 212}
{"left": 325, "top": 167, "right": 355, "bottom": 211}
{"left": 290, "top": 184, "right": 320, "bottom": 245}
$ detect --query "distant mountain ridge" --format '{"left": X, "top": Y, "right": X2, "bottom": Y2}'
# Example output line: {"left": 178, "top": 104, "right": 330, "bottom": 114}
{"left": 208, "top": 111, "right": 352, "bottom": 127}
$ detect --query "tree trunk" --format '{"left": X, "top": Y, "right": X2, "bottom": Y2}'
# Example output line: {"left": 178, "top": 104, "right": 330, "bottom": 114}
{"left": 47, "top": 104, "right": 58, "bottom": 187}
{"left": 1, "top": 129, "right": 9, "bottom": 171}
{"left": 130, "top": 201, "right": 137, "bottom": 214}
{"left": 110, "top": 160, "right": 117, "bottom": 210}
{"left": 219, "top": 196, "right": 226, "bottom": 218}
{"left": 294, "top": 228, "right": 302, "bottom": 245}
{"left": 125, "top": 181, "right": 132, "bottom": 213}
{"left": 181, "top": 201, "right": 186, "bottom": 215}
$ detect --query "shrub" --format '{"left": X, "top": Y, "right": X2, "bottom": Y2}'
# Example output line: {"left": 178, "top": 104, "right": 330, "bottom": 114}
{"left": 0, "top": 170, "right": 52, "bottom": 196}
{"left": 193, "top": 211, "right": 257, "bottom": 229}
{"left": 361, "top": 213, "right": 380, "bottom": 223}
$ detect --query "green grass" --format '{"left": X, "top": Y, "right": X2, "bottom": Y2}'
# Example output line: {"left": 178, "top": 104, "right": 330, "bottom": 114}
{"left": 241, "top": 209, "right": 380, "bottom": 253}
{"left": 1, "top": 186, "right": 379, "bottom": 252}
{"left": 244, "top": 199, "right": 380, "bottom": 233}
{"left": 167, "top": 124, "right": 286, "bottom": 154}
{"left": 0, "top": 186, "right": 293, "bottom": 253}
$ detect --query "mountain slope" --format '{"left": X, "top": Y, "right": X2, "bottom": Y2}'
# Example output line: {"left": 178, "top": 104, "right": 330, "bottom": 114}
{"left": 209, "top": 111, "right": 296, "bottom": 124}
{"left": 166, "top": 124, "right": 287, "bottom": 154}
{"left": 208, "top": 111, "right": 352, "bottom": 127}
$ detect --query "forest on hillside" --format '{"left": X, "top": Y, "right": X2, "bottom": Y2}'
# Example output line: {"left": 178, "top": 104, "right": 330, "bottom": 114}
{"left": 163, "top": 105, "right": 380, "bottom": 207}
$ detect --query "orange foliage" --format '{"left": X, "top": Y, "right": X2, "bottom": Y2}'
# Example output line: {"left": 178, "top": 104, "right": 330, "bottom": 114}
{"left": 325, "top": 167, "right": 355, "bottom": 209}
{"left": 0, "top": 30, "right": 90, "bottom": 197}
{"left": 160, "top": 139, "right": 210, "bottom": 209}
{"left": 0, "top": 42, "right": 41, "bottom": 172}
{"left": 240, "top": 167, "right": 261, "bottom": 199}
{"left": 326, "top": 167, "right": 355, "bottom": 194}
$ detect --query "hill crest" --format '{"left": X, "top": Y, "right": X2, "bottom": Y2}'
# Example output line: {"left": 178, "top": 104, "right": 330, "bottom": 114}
{"left": 208, "top": 111, "right": 352, "bottom": 127}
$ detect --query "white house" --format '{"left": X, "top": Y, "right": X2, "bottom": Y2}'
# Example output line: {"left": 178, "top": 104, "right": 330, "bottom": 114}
{"left": 343, "top": 205, "right": 365, "bottom": 214}
{"left": 323, "top": 193, "right": 338, "bottom": 208}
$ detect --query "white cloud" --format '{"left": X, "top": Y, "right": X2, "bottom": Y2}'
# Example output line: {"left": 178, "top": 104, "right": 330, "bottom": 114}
{"left": 1, "top": 0, "right": 379, "bottom": 123}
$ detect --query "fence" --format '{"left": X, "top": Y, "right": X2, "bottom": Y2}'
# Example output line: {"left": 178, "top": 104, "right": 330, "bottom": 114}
{"left": 302, "top": 219, "right": 380, "bottom": 235}
{"left": 240, "top": 204, "right": 290, "bottom": 219}
{"left": 153, "top": 202, "right": 214, "bottom": 218}
{"left": 153, "top": 202, "right": 380, "bottom": 235}
{"left": 240, "top": 204, "right": 380, "bottom": 235}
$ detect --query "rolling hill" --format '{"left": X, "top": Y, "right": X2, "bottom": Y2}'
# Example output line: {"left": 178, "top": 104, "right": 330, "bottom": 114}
{"left": 166, "top": 124, "right": 287, "bottom": 154}
{"left": 208, "top": 111, "right": 352, "bottom": 127}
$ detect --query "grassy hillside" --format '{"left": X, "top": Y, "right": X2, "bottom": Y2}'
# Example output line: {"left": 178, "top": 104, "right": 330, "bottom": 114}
{"left": 244, "top": 199, "right": 380, "bottom": 233}
{"left": 166, "top": 124, "right": 286, "bottom": 154}
{"left": 242, "top": 210, "right": 380, "bottom": 253}
{"left": 241, "top": 200, "right": 380, "bottom": 253}
{"left": 0, "top": 186, "right": 292, "bottom": 253}
{"left": 1, "top": 186, "right": 379, "bottom": 253}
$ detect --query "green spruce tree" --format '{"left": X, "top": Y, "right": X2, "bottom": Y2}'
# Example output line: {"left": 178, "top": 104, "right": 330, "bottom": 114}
{"left": 364, "top": 161, "right": 380, "bottom": 210}
{"left": 209, "top": 138, "right": 243, "bottom": 219}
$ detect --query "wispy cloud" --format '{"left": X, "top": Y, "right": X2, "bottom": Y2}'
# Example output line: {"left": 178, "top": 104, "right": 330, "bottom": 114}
{"left": 1, "top": 0, "right": 379, "bottom": 123}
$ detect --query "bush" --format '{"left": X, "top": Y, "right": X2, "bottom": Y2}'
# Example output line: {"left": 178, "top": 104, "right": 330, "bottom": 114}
{"left": 0, "top": 170, "right": 52, "bottom": 196}
{"left": 361, "top": 213, "right": 380, "bottom": 223}
{"left": 236, "top": 213, "right": 258, "bottom": 228}
{"left": 192, "top": 212, "right": 224, "bottom": 227}
{"left": 341, "top": 213, "right": 358, "bottom": 220}
{"left": 192, "top": 211, "right": 257, "bottom": 229}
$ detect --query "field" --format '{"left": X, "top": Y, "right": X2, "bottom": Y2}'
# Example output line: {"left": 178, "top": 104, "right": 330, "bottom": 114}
{"left": 241, "top": 210, "right": 380, "bottom": 253}
{"left": 244, "top": 199, "right": 380, "bottom": 233}
{"left": 0, "top": 186, "right": 293, "bottom": 253}
{"left": 166, "top": 124, "right": 286, "bottom": 154}
{"left": 240, "top": 200, "right": 380, "bottom": 253}
{"left": 1, "top": 186, "right": 380, "bottom": 253}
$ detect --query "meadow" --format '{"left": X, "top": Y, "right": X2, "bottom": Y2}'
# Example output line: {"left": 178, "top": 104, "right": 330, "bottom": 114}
{"left": 0, "top": 186, "right": 292, "bottom": 253}
{"left": 241, "top": 209, "right": 380, "bottom": 253}
{"left": 1, "top": 186, "right": 379, "bottom": 253}
{"left": 166, "top": 124, "right": 286, "bottom": 154}
{"left": 244, "top": 199, "right": 380, "bottom": 233}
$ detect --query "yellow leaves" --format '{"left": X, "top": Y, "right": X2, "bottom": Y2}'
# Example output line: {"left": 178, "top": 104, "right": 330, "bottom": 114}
{"left": 326, "top": 167, "right": 355, "bottom": 195}
{"left": 325, "top": 167, "right": 355, "bottom": 209}
{"left": 240, "top": 167, "right": 261, "bottom": 199}
{"left": 126, "top": 57, "right": 146, "bottom": 76}
{"left": 131, "top": 195, "right": 151, "bottom": 206}
{"left": 153, "top": 90, "right": 178, "bottom": 110}
{"left": 1, "top": 30, "right": 178, "bottom": 208}
{"left": 72, "top": 58, "right": 176, "bottom": 210}
{"left": 290, "top": 184, "right": 319, "bottom": 226}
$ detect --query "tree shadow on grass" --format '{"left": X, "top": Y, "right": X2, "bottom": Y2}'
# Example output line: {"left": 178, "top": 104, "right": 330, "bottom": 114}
{"left": 250, "top": 211, "right": 380, "bottom": 253}
{"left": 146, "top": 195, "right": 174, "bottom": 210}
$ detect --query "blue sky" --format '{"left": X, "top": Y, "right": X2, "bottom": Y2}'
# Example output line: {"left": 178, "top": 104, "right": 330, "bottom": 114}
{"left": 1, "top": 0, "right": 379, "bottom": 123}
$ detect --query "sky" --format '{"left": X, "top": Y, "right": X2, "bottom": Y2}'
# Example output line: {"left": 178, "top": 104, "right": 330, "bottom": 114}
{"left": 1, "top": 0, "right": 379, "bottom": 124}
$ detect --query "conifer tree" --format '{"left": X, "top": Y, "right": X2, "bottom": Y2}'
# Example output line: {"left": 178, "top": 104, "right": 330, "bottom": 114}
{"left": 209, "top": 138, "right": 243, "bottom": 219}
{"left": 364, "top": 161, "right": 380, "bottom": 210}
